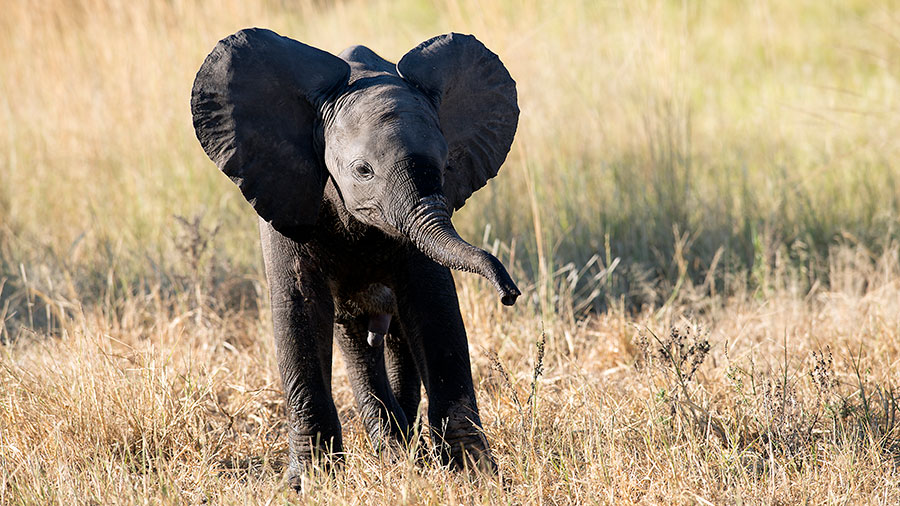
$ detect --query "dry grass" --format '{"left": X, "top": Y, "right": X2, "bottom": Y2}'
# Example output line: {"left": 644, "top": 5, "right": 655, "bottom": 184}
{"left": 2, "top": 245, "right": 900, "bottom": 504}
{"left": 2, "top": 0, "right": 900, "bottom": 504}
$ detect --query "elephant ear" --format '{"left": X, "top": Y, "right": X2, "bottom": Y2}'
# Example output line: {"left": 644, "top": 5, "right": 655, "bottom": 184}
{"left": 398, "top": 33, "right": 518, "bottom": 211}
{"left": 191, "top": 28, "right": 350, "bottom": 240}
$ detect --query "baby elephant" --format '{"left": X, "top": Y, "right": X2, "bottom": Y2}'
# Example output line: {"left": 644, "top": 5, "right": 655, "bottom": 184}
{"left": 191, "top": 28, "right": 519, "bottom": 488}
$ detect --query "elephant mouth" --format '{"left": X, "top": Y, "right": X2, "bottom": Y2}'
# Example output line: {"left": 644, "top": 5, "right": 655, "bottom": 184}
{"left": 353, "top": 205, "right": 383, "bottom": 223}
{"left": 350, "top": 204, "right": 404, "bottom": 237}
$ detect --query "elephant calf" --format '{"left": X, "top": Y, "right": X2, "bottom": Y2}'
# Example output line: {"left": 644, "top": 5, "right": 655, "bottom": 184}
{"left": 191, "top": 27, "right": 519, "bottom": 488}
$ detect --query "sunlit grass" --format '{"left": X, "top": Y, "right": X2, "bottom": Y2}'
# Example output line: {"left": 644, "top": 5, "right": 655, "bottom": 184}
{"left": 2, "top": 245, "right": 899, "bottom": 504}
{"left": 2, "top": 0, "right": 898, "bottom": 303}
{"left": 2, "top": 0, "right": 900, "bottom": 503}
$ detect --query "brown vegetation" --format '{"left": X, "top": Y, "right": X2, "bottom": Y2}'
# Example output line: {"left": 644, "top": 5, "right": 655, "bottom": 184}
{"left": 2, "top": 0, "right": 899, "bottom": 503}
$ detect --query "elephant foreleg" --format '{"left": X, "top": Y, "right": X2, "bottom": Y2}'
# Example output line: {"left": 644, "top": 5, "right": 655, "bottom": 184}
{"left": 260, "top": 221, "right": 342, "bottom": 490}
{"left": 392, "top": 253, "right": 495, "bottom": 471}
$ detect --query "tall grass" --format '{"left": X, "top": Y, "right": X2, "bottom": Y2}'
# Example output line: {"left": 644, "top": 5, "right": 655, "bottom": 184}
{"left": 2, "top": 1, "right": 900, "bottom": 503}
{"left": 2, "top": 240, "right": 899, "bottom": 504}
{"left": 2, "top": 0, "right": 898, "bottom": 317}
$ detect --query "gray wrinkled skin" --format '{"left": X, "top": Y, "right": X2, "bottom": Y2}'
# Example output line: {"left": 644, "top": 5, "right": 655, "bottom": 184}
{"left": 191, "top": 28, "right": 519, "bottom": 490}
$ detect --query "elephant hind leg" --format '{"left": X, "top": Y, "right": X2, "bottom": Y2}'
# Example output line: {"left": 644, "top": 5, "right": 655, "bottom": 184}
{"left": 384, "top": 320, "right": 422, "bottom": 436}
{"left": 335, "top": 316, "right": 410, "bottom": 452}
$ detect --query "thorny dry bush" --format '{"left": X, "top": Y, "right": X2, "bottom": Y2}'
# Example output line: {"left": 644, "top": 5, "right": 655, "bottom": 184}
{"left": 635, "top": 322, "right": 900, "bottom": 472}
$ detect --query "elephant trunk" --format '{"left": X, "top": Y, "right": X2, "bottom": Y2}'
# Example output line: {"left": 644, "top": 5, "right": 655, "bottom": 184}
{"left": 398, "top": 194, "right": 520, "bottom": 306}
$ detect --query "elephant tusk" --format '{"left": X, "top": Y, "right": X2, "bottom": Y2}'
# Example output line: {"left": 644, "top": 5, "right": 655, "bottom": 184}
{"left": 366, "top": 313, "right": 392, "bottom": 347}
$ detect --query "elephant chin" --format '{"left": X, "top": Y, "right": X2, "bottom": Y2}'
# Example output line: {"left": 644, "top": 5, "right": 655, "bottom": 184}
{"left": 397, "top": 195, "right": 520, "bottom": 306}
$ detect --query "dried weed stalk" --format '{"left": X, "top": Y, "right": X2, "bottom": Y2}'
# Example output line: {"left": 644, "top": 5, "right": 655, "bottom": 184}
{"left": 488, "top": 325, "right": 547, "bottom": 440}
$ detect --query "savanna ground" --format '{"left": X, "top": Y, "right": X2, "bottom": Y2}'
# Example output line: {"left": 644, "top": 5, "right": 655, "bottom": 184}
{"left": 2, "top": 0, "right": 900, "bottom": 504}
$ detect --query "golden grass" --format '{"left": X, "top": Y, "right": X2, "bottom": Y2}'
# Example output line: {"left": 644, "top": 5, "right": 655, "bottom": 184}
{"left": 2, "top": 0, "right": 900, "bottom": 503}
{"left": 3, "top": 0, "right": 898, "bottom": 288}
{"left": 3, "top": 247, "right": 900, "bottom": 504}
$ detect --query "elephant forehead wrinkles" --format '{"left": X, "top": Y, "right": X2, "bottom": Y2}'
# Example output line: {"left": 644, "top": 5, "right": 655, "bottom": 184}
{"left": 328, "top": 97, "right": 445, "bottom": 164}
{"left": 356, "top": 95, "right": 436, "bottom": 127}
{"left": 334, "top": 75, "right": 437, "bottom": 120}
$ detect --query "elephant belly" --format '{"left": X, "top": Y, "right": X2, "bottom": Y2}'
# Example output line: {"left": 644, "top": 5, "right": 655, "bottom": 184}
{"left": 334, "top": 283, "right": 396, "bottom": 322}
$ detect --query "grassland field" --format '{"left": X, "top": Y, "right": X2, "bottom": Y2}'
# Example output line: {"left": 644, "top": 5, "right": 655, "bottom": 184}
{"left": 1, "top": 0, "right": 899, "bottom": 504}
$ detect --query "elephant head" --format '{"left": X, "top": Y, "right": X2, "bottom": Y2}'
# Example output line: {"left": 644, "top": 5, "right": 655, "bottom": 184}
{"left": 191, "top": 28, "right": 520, "bottom": 305}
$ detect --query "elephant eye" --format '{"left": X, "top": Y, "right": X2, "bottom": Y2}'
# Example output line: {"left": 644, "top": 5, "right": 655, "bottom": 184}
{"left": 353, "top": 162, "right": 374, "bottom": 181}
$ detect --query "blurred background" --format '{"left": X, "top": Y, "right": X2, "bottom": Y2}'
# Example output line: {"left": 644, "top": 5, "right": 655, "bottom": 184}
{"left": 1, "top": 0, "right": 898, "bottom": 331}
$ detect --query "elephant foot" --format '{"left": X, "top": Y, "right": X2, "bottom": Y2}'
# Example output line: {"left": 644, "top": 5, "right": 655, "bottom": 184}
{"left": 361, "top": 412, "right": 419, "bottom": 462}
{"left": 283, "top": 454, "right": 343, "bottom": 493}
{"left": 439, "top": 431, "right": 497, "bottom": 473}
{"left": 432, "top": 400, "right": 497, "bottom": 473}
{"left": 284, "top": 432, "right": 344, "bottom": 492}
{"left": 284, "top": 466, "right": 306, "bottom": 493}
